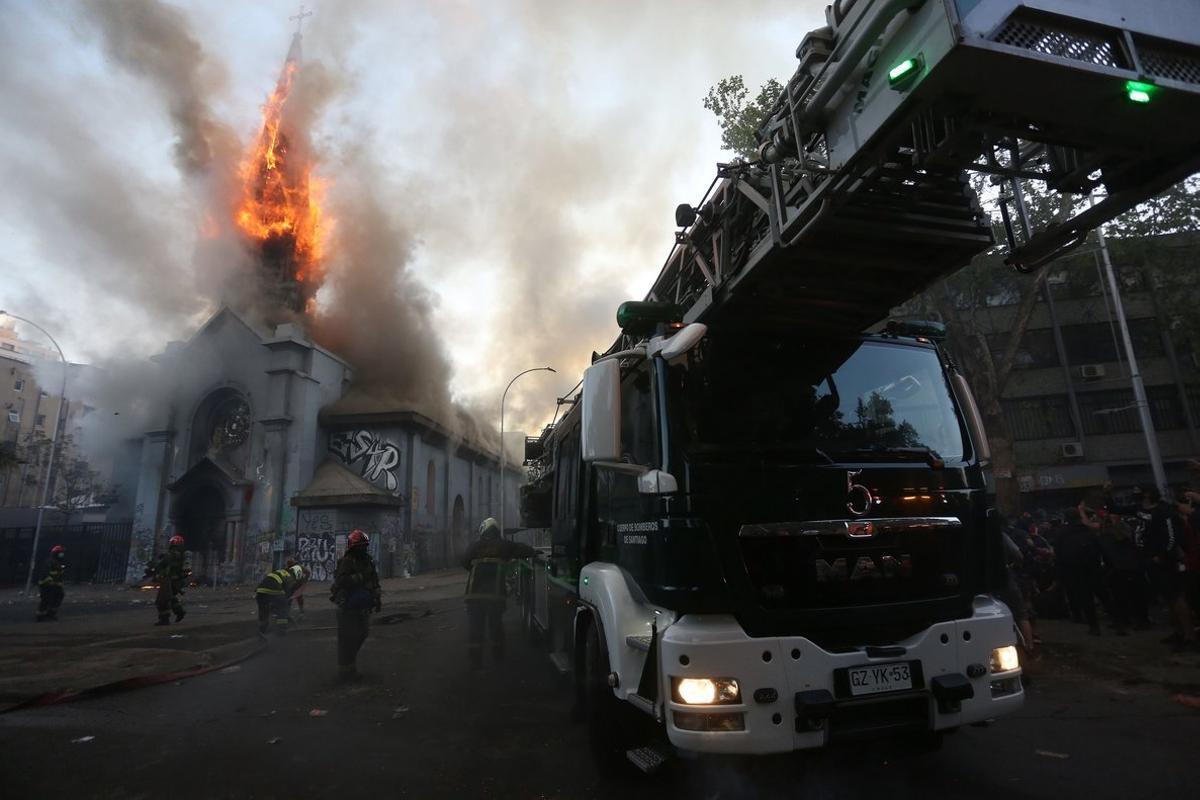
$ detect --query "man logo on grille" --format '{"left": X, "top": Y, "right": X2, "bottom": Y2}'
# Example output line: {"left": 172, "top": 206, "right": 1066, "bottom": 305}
{"left": 846, "top": 470, "right": 873, "bottom": 517}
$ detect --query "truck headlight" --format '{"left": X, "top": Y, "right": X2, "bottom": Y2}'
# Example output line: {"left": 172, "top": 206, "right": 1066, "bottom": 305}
{"left": 672, "top": 677, "right": 740, "bottom": 705}
{"left": 990, "top": 645, "right": 1019, "bottom": 673}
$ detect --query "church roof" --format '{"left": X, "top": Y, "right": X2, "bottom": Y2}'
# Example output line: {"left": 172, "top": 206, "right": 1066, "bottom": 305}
{"left": 291, "top": 458, "right": 403, "bottom": 508}
{"left": 166, "top": 453, "right": 250, "bottom": 491}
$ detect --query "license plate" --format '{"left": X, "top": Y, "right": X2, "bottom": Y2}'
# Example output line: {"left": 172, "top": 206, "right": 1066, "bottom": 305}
{"left": 847, "top": 662, "right": 913, "bottom": 697}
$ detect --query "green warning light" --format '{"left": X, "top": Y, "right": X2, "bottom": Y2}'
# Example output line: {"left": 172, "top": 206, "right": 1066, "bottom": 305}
{"left": 1126, "top": 80, "right": 1155, "bottom": 103}
{"left": 889, "top": 59, "right": 917, "bottom": 82}
{"left": 888, "top": 55, "right": 924, "bottom": 88}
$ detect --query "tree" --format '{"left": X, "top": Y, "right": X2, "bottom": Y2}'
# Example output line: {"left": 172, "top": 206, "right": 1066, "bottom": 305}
{"left": 703, "top": 75, "right": 782, "bottom": 159}
{"left": 1102, "top": 176, "right": 1200, "bottom": 356}
{"left": 19, "top": 431, "right": 118, "bottom": 522}
{"left": 896, "top": 180, "right": 1072, "bottom": 513}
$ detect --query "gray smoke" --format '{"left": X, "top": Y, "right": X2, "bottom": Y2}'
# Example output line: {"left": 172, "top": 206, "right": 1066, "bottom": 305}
{"left": 2, "top": 0, "right": 823, "bottom": 460}
{"left": 80, "top": 0, "right": 238, "bottom": 176}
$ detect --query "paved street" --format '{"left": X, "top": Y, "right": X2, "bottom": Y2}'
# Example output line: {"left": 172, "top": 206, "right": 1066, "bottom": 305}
{"left": 1, "top": 572, "right": 1196, "bottom": 799}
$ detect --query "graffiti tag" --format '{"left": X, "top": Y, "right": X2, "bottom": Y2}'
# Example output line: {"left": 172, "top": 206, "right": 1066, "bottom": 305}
{"left": 297, "top": 534, "right": 338, "bottom": 582}
{"left": 329, "top": 430, "right": 401, "bottom": 493}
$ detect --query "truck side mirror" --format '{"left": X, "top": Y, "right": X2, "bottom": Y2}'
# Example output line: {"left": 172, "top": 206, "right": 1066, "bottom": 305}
{"left": 659, "top": 323, "right": 707, "bottom": 361}
{"left": 637, "top": 469, "right": 678, "bottom": 495}
{"left": 581, "top": 359, "right": 621, "bottom": 462}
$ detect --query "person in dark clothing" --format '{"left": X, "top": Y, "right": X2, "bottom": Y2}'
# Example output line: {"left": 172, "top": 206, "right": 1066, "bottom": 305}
{"left": 35, "top": 545, "right": 67, "bottom": 622}
{"left": 1098, "top": 513, "right": 1146, "bottom": 634}
{"left": 329, "top": 530, "right": 381, "bottom": 681}
{"left": 1139, "top": 488, "right": 1195, "bottom": 649}
{"left": 1056, "top": 503, "right": 1104, "bottom": 635}
{"left": 999, "top": 528, "right": 1037, "bottom": 653}
{"left": 153, "top": 535, "right": 188, "bottom": 626}
{"left": 462, "top": 517, "right": 537, "bottom": 670}
{"left": 255, "top": 564, "right": 302, "bottom": 636}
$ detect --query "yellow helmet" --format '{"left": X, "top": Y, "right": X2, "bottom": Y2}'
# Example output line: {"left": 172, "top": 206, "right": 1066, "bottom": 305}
{"left": 478, "top": 517, "right": 501, "bottom": 539}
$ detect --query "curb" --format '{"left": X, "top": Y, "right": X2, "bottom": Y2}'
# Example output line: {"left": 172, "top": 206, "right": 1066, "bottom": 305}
{"left": 0, "top": 635, "right": 269, "bottom": 714}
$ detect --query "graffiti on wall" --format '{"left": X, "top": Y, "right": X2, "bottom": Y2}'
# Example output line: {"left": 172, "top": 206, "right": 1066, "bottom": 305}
{"left": 329, "top": 430, "right": 401, "bottom": 494}
{"left": 297, "top": 534, "right": 339, "bottom": 581}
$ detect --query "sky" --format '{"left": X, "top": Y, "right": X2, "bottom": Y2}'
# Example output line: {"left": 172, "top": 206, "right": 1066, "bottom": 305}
{"left": 0, "top": 0, "right": 828, "bottom": 437}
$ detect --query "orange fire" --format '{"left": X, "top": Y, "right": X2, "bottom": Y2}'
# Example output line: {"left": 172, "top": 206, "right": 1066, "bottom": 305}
{"left": 235, "top": 57, "right": 327, "bottom": 288}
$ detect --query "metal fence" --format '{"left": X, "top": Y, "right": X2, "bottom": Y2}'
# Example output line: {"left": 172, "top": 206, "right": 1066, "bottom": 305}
{"left": 0, "top": 522, "right": 132, "bottom": 586}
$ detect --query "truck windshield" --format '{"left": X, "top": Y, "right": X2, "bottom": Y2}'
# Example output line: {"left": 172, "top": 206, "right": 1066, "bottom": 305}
{"left": 678, "top": 337, "right": 965, "bottom": 462}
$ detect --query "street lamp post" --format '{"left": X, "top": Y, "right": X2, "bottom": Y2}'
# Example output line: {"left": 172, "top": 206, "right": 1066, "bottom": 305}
{"left": 1095, "top": 226, "right": 1169, "bottom": 495}
{"left": 2, "top": 312, "right": 69, "bottom": 595}
{"left": 499, "top": 366, "right": 555, "bottom": 537}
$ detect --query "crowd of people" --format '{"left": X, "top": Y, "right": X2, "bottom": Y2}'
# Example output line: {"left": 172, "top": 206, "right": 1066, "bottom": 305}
{"left": 1000, "top": 478, "right": 1200, "bottom": 655}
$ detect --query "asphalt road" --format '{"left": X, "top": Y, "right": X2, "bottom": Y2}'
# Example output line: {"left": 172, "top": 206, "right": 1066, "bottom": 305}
{"left": 1, "top": 596, "right": 1196, "bottom": 800}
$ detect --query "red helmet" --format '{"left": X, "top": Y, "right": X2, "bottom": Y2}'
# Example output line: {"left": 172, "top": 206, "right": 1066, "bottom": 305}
{"left": 347, "top": 529, "right": 369, "bottom": 549}
{"left": 169, "top": 535, "right": 185, "bottom": 547}
{"left": 50, "top": 544, "right": 65, "bottom": 555}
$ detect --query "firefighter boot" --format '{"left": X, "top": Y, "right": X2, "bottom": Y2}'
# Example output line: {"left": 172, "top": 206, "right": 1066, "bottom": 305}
{"left": 175, "top": 608, "right": 187, "bottom": 623}
{"left": 155, "top": 614, "right": 171, "bottom": 626}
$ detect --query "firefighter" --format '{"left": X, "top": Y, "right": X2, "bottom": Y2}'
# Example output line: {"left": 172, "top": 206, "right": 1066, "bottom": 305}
{"left": 329, "top": 529, "right": 381, "bottom": 681}
{"left": 462, "top": 517, "right": 536, "bottom": 670}
{"left": 256, "top": 564, "right": 303, "bottom": 636}
{"left": 35, "top": 544, "right": 67, "bottom": 622}
{"left": 153, "top": 534, "right": 188, "bottom": 626}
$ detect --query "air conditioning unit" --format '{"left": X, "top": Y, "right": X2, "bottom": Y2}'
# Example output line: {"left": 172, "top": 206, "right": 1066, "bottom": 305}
{"left": 6, "top": 412, "right": 18, "bottom": 423}
{"left": 1061, "top": 442, "right": 1084, "bottom": 459}
{"left": 1079, "top": 364, "right": 1106, "bottom": 380}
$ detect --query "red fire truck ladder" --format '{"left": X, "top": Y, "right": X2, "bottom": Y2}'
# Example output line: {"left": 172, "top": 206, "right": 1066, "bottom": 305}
{"left": 638, "top": 0, "right": 1200, "bottom": 340}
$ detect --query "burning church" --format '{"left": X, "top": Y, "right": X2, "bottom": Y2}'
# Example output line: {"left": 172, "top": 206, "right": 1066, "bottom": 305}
{"left": 121, "top": 28, "right": 518, "bottom": 584}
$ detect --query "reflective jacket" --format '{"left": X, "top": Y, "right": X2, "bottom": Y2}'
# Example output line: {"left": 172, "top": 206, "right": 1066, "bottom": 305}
{"left": 256, "top": 568, "right": 296, "bottom": 597}
{"left": 38, "top": 557, "right": 65, "bottom": 588}
{"left": 463, "top": 538, "right": 536, "bottom": 601}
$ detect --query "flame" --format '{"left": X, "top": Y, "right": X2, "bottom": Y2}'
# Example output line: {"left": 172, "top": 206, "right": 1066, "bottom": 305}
{"left": 235, "top": 58, "right": 328, "bottom": 288}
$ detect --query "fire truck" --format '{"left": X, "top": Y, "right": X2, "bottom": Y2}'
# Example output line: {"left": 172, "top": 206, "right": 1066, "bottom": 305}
{"left": 516, "top": 0, "right": 1200, "bottom": 767}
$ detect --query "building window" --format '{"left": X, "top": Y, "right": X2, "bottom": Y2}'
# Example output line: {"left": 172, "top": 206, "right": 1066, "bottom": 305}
{"left": 988, "top": 329, "right": 1060, "bottom": 370}
{"left": 1062, "top": 319, "right": 1164, "bottom": 364}
{"left": 13, "top": 378, "right": 23, "bottom": 392}
{"left": 35, "top": 414, "right": 46, "bottom": 427}
{"left": 1077, "top": 386, "right": 1187, "bottom": 435}
{"left": 426, "top": 459, "right": 436, "bottom": 513}
{"left": 1002, "top": 395, "right": 1075, "bottom": 441}
{"left": 1, "top": 343, "right": 15, "bottom": 352}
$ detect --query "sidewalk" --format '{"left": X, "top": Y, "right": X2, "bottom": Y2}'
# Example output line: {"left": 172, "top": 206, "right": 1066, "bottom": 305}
{"left": 1032, "top": 616, "right": 1200, "bottom": 692}
{"left": 0, "top": 569, "right": 466, "bottom": 712}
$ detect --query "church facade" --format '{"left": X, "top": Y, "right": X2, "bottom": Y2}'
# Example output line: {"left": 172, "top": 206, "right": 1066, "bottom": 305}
{"left": 124, "top": 309, "right": 517, "bottom": 584}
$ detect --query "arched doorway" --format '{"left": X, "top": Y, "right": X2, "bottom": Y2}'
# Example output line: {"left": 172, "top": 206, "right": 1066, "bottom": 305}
{"left": 174, "top": 484, "right": 227, "bottom": 584}
{"left": 452, "top": 495, "right": 467, "bottom": 559}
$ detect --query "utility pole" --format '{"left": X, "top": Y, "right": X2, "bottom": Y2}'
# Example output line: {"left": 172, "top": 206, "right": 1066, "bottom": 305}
{"left": 1095, "top": 226, "right": 1169, "bottom": 495}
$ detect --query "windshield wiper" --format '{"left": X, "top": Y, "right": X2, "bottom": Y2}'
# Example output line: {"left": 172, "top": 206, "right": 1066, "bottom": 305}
{"left": 837, "top": 445, "right": 945, "bottom": 469}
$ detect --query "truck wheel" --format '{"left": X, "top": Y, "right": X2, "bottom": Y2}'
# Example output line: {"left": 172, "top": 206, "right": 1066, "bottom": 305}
{"left": 580, "top": 619, "right": 628, "bottom": 763}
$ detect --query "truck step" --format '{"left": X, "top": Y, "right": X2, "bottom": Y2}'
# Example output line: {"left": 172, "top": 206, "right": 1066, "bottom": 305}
{"left": 625, "top": 634, "right": 652, "bottom": 652}
{"left": 625, "top": 746, "right": 670, "bottom": 775}
{"left": 548, "top": 651, "right": 571, "bottom": 675}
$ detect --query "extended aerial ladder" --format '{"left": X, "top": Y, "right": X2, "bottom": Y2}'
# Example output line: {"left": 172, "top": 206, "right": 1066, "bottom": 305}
{"left": 634, "top": 0, "right": 1200, "bottom": 345}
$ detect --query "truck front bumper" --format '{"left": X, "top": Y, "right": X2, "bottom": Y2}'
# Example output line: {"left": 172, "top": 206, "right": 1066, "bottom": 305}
{"left": 657, "top": 596, "right": 1023, "bottom": 755}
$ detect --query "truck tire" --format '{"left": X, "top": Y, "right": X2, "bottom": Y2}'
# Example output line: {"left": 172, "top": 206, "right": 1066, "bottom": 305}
{"left": 580, "top": 618, "right": 629, "bottom": 764}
